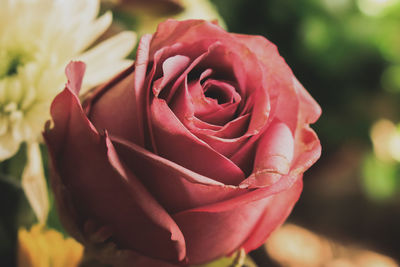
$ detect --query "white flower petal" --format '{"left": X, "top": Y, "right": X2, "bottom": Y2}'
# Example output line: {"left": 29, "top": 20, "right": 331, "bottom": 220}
{"left": 74, "top": 11, "right": 113, "bottom": 54}
{"left": 82, "top": 60, "right": 133, "bottom": 93}
{"left": 78, "top": 31, "right": 136, "bottom": 90}
{"left": 78, "top": 31, "right": 136, "bottom": 65}
{"left": 22, "top": 142, "right": 49, "bottom": 224}
{"left": 0, "top": 132, "right": 21, "bottom": 161}
{"left": 59, "top": 0, "right": 99, "bottom": 23}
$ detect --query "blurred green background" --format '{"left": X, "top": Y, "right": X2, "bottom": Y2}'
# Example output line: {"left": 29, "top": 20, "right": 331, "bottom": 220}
{"left": 2, "top": 0, "right": 400, "bottom": 266}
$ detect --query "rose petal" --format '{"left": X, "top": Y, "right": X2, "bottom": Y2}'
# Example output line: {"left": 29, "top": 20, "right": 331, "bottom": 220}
{"left": 65, "top": 61, "right": 86, "bottom": 95}
{"left": 86, "top": 64, "right": 146, "bottom": 146}
{"left": 233, "top": 33, "right": 298, "bottom": 133}
{"left": 191, "top": 117, "right": 222, "bottom": 131}
{"left": 241, "top": 179, "right": 303, "bottom": 252}
{"left": 150, "top": 20, "right": 232, "bottom": 58}
{"left": 190, "top": 79, "right": 241, "bottom": 120}
{"left": 291, "top": 126, "right": 322, "bottom": 175}
{"left": 152, "top": 55, "right": 191, "bottom": 97}
{"left": 187, "top": 80, "right": 224, "bottom": 118}
{"left": 162, "top": 42, "right": 221, "bottom": 104}
{"left": 229, "top": 133, "right": 260, "bottom": 176}
{"left": 146, "top": 42, "right": 204, "bottom": 150}
{"left": 167, "top": 77, "right": 195, "bottom": 125}
{"left": 150, "top": 98, "right": 245, "bottom": 185}
{"left": 240, "top": 121, "right": 294, "bottom": 188}
{"left": 293, "top": 76, "right": 322, "bottom": 125}
{"left": 172, "top": 176, "right": 302, "bottom": 264}
{"left": 203, "top": 79, "right": 241, "bottom": 104}
{"left": 246, "top": 87, "right": 271, "bottom": 135}
{"left": 197, "top": 103, "right": 239, "bottom": 126}
{"left": 190, "top": 114, "right": 251, "bottom": 157}
{"left": 193, "top": 134, "right": 248, "bottom": 159}
{"left": 172, "top": 197, "right": 270, "bottom": 264}
{"left": 187, "top": 105, "right": 252, "bottom": 158}
{"left": 44, "top": 62, "right": 186, "bottom": 262}
{"left": 111, "top": 136, "right": 247, "bottom": 213}
{"left": 136, "top": 34, "right": 155, "bottom": 149}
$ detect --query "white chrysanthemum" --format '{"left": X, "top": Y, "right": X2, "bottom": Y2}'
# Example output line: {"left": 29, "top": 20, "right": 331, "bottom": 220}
{"left": 0, "top": 0, "right": 136, "bottom": 224}
{"left": 0, "top": 0, "right": 136, "bottom": 160}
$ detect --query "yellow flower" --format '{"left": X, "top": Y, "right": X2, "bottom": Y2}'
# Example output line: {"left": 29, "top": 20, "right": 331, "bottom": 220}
{"left": 0, "top": 0, "right": 136, "bottom": 160}
{"left": 0, "top": 0, "right": 136, "bottom": 224}
{"left": 18, "top": 225, "right": 84, "bottom": 267}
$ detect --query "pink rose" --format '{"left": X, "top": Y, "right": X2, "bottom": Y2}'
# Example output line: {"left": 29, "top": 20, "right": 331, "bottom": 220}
{"left": 44, "top": 19, "right": 321, "bottom": 266}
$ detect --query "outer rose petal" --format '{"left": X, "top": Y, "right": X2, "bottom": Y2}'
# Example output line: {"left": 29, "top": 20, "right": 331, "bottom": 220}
{"left": 111, "top": 136, "right": 247, "bottom": 213}
{"left": 86, "top": 64, "right": 145, "bottom": 146}
{"left": 293, "top": 76, "right": 322, "bottom": 124}
{"left": 232, "top": 33, "right": 299, "bottom": 133}
{"left": 44, "top": 62, "right": 186, "bottom": 263}
{"left": 240, "top": 121, "right": 295, "bottom": 188}
{"left": 149, "top": 20, "right": 231, "bottom": 57}
{"left": 291, "top": 126, "right": 322, "bottom": 175}
{"left": 172, "top": 197, "right": 271, "bottom": 264}
{"left": 233, "top": 33, "right": 322, "bottom": 133}
{"left": 241, "top": 178, "right": 303, "bottom": 252}
{"left": 172, "top": 177, "right": 302, "bottom": 264}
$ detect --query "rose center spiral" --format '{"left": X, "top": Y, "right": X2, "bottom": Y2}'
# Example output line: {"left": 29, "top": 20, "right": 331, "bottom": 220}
{"left": 201, "top": 79, "right": 241, "bottom": 106}
{"left": 204, "top": 85, "right": 229, "bottom": 104}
